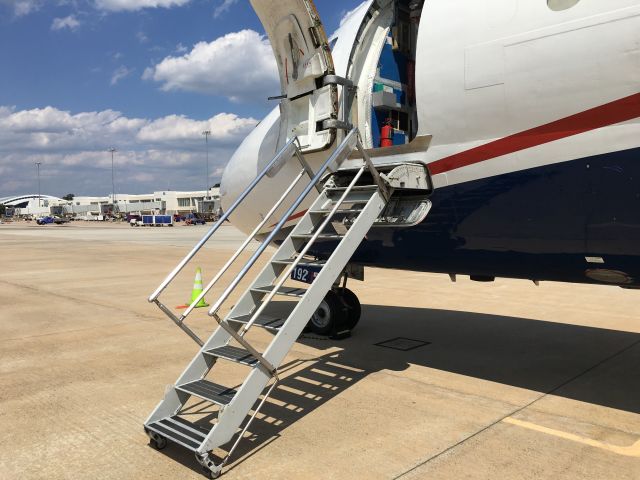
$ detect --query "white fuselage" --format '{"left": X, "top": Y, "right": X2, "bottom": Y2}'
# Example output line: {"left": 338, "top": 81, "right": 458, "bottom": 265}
{"left": 219, "top": 0, "right": 640, "bottom": 284}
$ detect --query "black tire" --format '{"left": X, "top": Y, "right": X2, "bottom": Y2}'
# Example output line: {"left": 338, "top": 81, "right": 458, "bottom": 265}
{"left": 337, "top": 288, "right": 361, "bottom": 330}
{"left": 308, "top": 290, "right": 347, "bottom": 335}
{"left": 150, "top": 436, "right": 167, "bottom": 450}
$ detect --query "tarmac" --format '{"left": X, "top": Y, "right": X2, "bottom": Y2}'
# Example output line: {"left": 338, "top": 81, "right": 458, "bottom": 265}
{"left": 1, "top": 221, "right": 639, "bottom": 479}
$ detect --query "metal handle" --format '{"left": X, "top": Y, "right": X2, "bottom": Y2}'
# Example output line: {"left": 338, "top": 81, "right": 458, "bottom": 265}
{"left": 154, "top": 299, "right": 203, "bottom": 346}
{"left": 148, "top": 137, "right": 301, "bottom": 302}
{"left": 180, "top": 168, "right": 307, "bottom": 319}
{"left": 240, "top": 163, "right": 367, "bottom": 335}
{"left": 207, "top": 128, "right": 361, "bottom": 318}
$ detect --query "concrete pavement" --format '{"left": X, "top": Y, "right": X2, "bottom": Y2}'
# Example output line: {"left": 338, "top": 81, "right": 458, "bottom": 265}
{"left": 0, "top": 222, "right": 638, "bottom": 479}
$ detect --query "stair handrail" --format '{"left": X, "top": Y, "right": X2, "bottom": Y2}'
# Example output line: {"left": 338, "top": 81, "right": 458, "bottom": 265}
{"left": 148, "top": 136, "right": 301, "bottom": 303}
{"left": 239, "top": 161, "right": 368, "bottom": 335}
{"left": 179, "top": 167, "right": 309, "bottom": 320}
{"left": 207, "top": 128, "right": 361, "bottom": 319}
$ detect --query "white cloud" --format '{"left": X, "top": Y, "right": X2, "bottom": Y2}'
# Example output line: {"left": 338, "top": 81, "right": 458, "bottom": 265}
{"left": 51, "top": 15, "right": 81, "bottom": 31}
{"left": 137, "top": 113, "right": 257, "bottom": 144}
{"left": 0, "top": 105, "right": 258, "bottom": 196}
{"left": 213, "top": 0, "right": 237, "bottom": 18}
{"left": 111, "top": 65, "right": 133, "bottom": 85}
{"left": 2, "top": 0, "right": 194, "bottom": 16}
{"left": 0, "top": 0, "right": 40, "bottom": 16}
{"left": 0, "top": 106, "right": 140, "bottom": 151}
{"left": 136, "top": 31, "right": 149, "bottom": 43}
{"left": 94, "top": 0, "right": 191, "bottom": 12}
{"left": 0, "top": 105, "right": 257, "bottom": 152}
{"left": 0, "top": 106, "right": 120, "bottom": 134}
{"left": 144, "top": 29, "right": 279, "bottom": 102}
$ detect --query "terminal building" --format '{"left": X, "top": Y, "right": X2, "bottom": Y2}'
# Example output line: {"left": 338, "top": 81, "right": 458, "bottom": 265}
{"left": 0, "top": 194, "right": 62, "bottom": 217}
{"left": 0, "top": 188, "right": 220, "bottom": 218}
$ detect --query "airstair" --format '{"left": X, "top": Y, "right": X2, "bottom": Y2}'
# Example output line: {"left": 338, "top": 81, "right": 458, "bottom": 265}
{"left": 143, "top": 128, "right": 412, "bottom": 477}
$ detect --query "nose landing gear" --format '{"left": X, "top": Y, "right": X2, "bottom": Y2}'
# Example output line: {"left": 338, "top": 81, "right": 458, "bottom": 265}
{"left": 307, "top": 287, "right": 361, "bottom": 337}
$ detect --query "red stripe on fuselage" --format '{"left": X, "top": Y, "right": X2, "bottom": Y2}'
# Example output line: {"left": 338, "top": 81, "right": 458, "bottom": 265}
{"left": 265, "top": 93, "right": 639, "bottom": 229}
{"left": 429, "top": 92, "right": 640, "bottom": 175}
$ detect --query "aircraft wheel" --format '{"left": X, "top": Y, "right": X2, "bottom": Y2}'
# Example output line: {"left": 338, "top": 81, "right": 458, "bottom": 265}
{"left": 337, "top": 288, "right": 361, "bottom": 330}
{"left": 308, "top": 290, "right": 347, "bottom": 335}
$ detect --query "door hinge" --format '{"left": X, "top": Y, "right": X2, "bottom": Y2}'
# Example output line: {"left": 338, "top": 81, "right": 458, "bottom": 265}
{"left": 308, "top": 26, "right": 321, "bottom": 48}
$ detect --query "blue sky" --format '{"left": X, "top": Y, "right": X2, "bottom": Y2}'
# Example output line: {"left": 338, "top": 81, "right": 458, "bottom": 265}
{"left": 0, "top": 0, "right": 361, "bottom": 197}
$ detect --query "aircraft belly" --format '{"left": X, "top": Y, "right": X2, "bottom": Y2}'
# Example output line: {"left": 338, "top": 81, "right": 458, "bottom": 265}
{"left": 312, "top": 147, "right": 640, "bottom": 286}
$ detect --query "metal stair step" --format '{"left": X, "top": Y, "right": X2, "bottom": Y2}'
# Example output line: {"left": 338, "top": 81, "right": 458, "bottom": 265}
{"left": 176, "top": 379, "right": 237, "bottom": 406}
{"left": 272, "top": 258, "right": 326, "bottom": 268}
{"left": 251, "top": 285, "right": 307, "bottom": 297}
{"left": 146, "top": 416, "right": 211, "bottom": 451}
{"left": 228, "top": 313, "right": 286, "bottom": 331}
{"left": 291, "top": 233, "right": 344, "bottom": 240}
{"left": 144, "top": 128, "right": 392, "bottom": 476}
{"left": 205, "top": 345, "right": 258, "bottom": 366}
{"left": 309, "top": 208, "right": 364, "bottom": 214}
{"left": 325, "top": 185, "right": 378, "bottom": 192}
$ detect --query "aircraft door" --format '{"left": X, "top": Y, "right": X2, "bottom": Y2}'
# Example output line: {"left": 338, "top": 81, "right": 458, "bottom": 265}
{"left": 250, "top": 0, "right": 338, "bottom": 153}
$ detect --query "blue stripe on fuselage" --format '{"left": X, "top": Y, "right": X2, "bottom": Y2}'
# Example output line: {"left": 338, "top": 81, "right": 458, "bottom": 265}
{"left": 338, "top": 147, "right": 640, "bottom": 286}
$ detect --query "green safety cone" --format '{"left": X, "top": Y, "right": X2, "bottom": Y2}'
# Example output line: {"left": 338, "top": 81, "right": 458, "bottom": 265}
{"left": 190, "top": 267, "right": 209, "bottom": 308}
{"left": 177, "top": 267, "right": 209, "bottom": 309}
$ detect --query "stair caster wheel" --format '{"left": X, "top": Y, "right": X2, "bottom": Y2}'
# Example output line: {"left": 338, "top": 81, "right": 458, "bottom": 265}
{"left": 308, "top": 290, "right": 348, "bottom": 336}
{"left": 148, "top": 433, "right": 167, "bottom": 450}
{"left": 202, "top": 466, "right": 221, "bottom": 479}
{"left": 196, "top": 452, "right": 222, "bottom": 479}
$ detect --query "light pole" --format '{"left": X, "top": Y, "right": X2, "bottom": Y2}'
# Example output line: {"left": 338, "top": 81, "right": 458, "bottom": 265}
{"left": 202, "top": 130, "right": 211, "bottom": 199}
{"left": 109, "top": 147, "right": 117, "bottom": 208}
{"left": 35, "top": 162, "right": 42, "bottom": 208}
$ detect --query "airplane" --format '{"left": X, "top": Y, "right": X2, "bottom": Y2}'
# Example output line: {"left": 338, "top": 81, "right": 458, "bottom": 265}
{"left": 218, "top": 0, "right": 640, "bottom": 334}
{"left": 143, "top": 1, "right": 640, "bottom": 475}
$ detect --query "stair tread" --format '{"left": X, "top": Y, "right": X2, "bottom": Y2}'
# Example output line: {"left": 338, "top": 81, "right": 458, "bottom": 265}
{"left": 309, "top": 208, "right": 364, "bottom": 214}
{"left": 228, "top": 313, "right": 286, "bottom": 331}
{"left": 272, "top": 258, "right": 326, "bottom": 267}
{"left": 291, "top": 233, "right": 344, "bottom": 239}
{"left": 143, "top": 131, "right": 394, "bottom": 466}
{"left": 146, "top": 415, "right": 212, "bottom": 451}
{"left": 205, "top": 345, "right": 258, "bottom": 366}
{"left": 176, "top": 379, "right": 237, "bottom": 406}
{"left": 326, "top": 185, "right": 378, "bottom": 192}
{"left": 251, "top": 285, "right": 307, "bottom": 297}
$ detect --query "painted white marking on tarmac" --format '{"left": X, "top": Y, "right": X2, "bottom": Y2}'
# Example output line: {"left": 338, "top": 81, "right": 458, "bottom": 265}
{"left": 503, "top": 417, "right": 640, "bottom": 457}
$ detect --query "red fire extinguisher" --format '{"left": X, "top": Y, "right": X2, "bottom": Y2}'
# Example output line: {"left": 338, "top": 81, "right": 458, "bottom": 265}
{"left": 380, "top": 118, "right": 394, "bottom": 148}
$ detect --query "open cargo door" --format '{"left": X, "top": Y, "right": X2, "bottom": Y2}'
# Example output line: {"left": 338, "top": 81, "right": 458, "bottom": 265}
{"left": 251, "top": 0, "right": 338, "bottom": 152}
